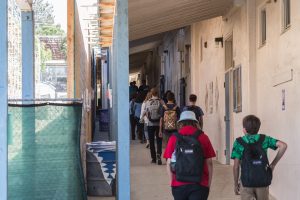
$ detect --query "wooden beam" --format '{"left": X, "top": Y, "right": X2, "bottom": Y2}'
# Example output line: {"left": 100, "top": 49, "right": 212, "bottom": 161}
{"left": 67, "top": 0, "right": 75, "bottom": 98}
{"left": 100, "top": 35, "right": 113, "bottom": 39}
{"left": 98, "top": 16, "right": 114, "bottom": 21}
{"left": 99, "top": 27, "right": 113, "bottom": 31}
{"left": 99, "top": 2, "right": 115, "bottom": 7}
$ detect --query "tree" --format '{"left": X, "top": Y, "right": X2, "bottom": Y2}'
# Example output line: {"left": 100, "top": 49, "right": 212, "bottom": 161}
{"left": 40, "top": 43, "right": 52, "bottom": 71}
{"left": 36, "top": 24, "right": 65, "bottom": 36}
{"left": 32, "top": 0, "right": 55, "bottom": 26}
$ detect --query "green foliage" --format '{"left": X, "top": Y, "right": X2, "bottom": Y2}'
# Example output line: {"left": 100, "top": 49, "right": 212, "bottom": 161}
{"left": 33, "top": 0, "right": 55, "bottom": 26}
{"left": 33, "top": 0, "right": 67, "bottom": 63}
{"left": 36, "top": 24, "right": 65, "bottom": 36}
{"left": 40, "top": 42, "right": 52, "bottom": 71}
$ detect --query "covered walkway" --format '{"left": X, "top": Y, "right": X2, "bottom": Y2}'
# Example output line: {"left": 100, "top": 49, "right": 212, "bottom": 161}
{"left": 1, "top": 0, "right": 300, "bottom": 199}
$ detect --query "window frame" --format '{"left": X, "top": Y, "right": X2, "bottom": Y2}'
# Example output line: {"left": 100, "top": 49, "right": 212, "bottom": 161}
{"left": 260, "top": 7, "right": 267, "bottom": 46}
{"left": 282, "top": 0, "right": 291, "bottom": 32}
{"left": 233, "top": 65, "right": 242, "bottom": 113}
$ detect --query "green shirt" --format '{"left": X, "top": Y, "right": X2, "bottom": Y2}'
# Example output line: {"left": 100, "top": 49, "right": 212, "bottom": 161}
{"left": 231, "top": 134, "right": 278, "bottom": 160}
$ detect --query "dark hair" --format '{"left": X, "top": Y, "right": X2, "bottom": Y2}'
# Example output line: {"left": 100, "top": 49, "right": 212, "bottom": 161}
{"left": 130, "top": 93, "right": 137, "bottom": 100}
{"left": 189, "top": 94, "right": 197, "bottom": 102}
{"left": 167, "top": 92, "right": 175, "bottom": 102}
{"left": 243, "top": 115, "right": 261, "bottom": 135}
{"left": 135, "top": 92, "right": 145, "bottom": 103}
{"left": 177, "top": 120, "right": 199, "bottom": 130}
{"left": 151, "top": 87, "right": 158, "bottom": 97}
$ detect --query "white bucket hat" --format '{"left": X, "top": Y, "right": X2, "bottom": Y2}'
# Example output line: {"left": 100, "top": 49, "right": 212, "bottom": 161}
{"left": 177, "top": 111, "right": 198, "bottom": 123}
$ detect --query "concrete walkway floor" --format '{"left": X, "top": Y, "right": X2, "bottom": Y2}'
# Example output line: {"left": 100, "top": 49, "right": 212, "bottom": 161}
{"left": 89, "top": 140, "right": 275, "bottom": 200}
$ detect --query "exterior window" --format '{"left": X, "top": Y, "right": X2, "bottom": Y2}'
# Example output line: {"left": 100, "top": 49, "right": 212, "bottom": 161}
{"left": 260, "top": 9, "right": 267, "bottom": 45}
{"left": 233, "top": 66, "right": 242, "bottom": 113}
{"left": 282, "top": 0, "right": 291, "bottom": 30}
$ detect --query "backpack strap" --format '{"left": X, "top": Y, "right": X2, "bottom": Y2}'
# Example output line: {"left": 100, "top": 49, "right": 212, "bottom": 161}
{"left": 164, "top": 104, "right": 177, "bottom": 111}
{"left": 192, "top": 130, "right": 203, "bottom": 139}
{"left": 172, "top": 105, "right": 178, "bottom": 111}
{"left": 163, "top": 104, "right": 169, "bottom": 111}
{"left": 237, "top": 134, "right": 265, "bottom": 147}
{"left": 173, "top": 131, "right": 182, "bottom": 140}
{"left": 257, "top": 134, "right": 266, "bottom": 145}
{"left": 237, "top": 137, "right": 249, "bottom": 148}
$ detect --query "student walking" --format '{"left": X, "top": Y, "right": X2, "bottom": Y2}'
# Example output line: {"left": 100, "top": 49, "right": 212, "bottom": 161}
{"left": 133, "top": 93, "right": 145, "bottom": 143}
{"left": 140, "top": 91, "right": 152, "bottom": 148}
{"left": 182, "top": 94, "right": 204, "bottom": 129}
{"left": 231, "top": 115, "right": 287, "bottom": 200}
{"left": 129, "top": 94, "right": 137, "bottom": 140}
{"left": 159, "top": 92, "right": 180, "bottom": 142}
{"left": 145, "top": 88, "right": 163, "bottom": 165}
{"left": 164, "top": 111, "right": 216, "bottom": 200}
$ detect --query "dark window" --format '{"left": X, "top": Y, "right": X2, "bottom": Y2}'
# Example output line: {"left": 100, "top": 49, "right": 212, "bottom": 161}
{"left": 261, "top": 9, "right": 267, "bottom": 45}
{"left": 283, "top": 0, "right": 291, "bottom": 30}
{"left": 233, "top": 66, "right": 242, "bottom": 113}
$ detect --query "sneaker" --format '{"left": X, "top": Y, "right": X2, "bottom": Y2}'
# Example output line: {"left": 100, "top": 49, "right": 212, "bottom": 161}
{"left": 146, "top": 144, "right": 150, "bottom": 148}
{"left": 157, "top": 158, "right": 162, "bottom": 165}
{"left": 151, "top": 159, "right": 156, "bottom": 164}
{"left": 156, "top": 154, "right": 162, "bottom": 165}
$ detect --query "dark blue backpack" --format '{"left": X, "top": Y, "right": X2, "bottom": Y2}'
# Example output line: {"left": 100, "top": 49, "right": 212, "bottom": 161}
{"left": 238, "top": 134, "right": 272, "bottom": 187}
{"left": 173, "top": 130, "right": 204, "bottom": 183}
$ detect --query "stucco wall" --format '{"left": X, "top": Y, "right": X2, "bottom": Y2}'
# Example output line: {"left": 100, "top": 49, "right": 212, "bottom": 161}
{"left": 255, "top": 0, "right": 300, "bottom": 199}
{"left": 190, "top": 0, "right": 300, "bottom": 199}
{"left": 191, "top": 11, "right": 251, "bottom": 165}
{"left": 160, "top": 28, "right": 191, "bottom": 105}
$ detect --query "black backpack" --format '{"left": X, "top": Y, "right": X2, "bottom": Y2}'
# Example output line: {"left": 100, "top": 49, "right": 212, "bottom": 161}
{"left": 237, "top": 134, "right": 272, "bottom": 187}
{"left": 173, "top": 130, "right": 204, "bottom": 183}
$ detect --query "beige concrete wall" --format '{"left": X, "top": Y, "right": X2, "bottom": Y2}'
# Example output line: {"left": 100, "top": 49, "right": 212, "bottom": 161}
{"left": 190, "top": 0, "right": 300, "bottom": 199}
{"left": 191, "top": 11, "right": 253, "bottom": 164}
{"left": 255, "top": 0, "right": 300, "bottom": 199}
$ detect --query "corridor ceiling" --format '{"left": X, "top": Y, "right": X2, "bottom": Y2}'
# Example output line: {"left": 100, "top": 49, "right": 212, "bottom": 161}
{"left": 128, "top": 0, "right": 234, "bottom": 41}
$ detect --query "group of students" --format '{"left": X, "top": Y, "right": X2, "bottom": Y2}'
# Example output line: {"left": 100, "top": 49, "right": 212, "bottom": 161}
{"left": 130, "top": 87, "right": 205, "bottom": 165}
{"left": 130, "top": 86, "right": 288, "bottom": 200}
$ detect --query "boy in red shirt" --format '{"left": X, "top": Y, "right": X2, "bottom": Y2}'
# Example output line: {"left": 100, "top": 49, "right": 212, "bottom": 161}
{"left": 164, "top": 111, "right": 216, "bottom": 200}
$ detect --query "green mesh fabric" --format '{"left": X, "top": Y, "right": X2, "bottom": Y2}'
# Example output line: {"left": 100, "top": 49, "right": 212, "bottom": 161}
{"left": 8, "top": 103, "right": 86, "bottom": 200}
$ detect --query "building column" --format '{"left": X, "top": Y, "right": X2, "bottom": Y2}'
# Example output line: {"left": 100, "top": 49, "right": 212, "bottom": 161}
{"left": 0, "top": 1, "right": 8, "bottom": 199}
{"left": 22, "top": 11, "right": 35, "bottom": 99}
{"left": 112, "top": 0, "right": 130, "bottom": 199}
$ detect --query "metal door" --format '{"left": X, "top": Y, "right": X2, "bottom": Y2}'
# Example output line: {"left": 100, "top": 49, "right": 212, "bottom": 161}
{"left": 225, "top": 71, "right": 231, "bottom": 165}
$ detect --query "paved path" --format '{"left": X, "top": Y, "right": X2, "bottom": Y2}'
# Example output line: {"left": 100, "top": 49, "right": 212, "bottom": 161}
{"left": 130, "top": 140, "right": 239, "bottom": 200}
{"left": 89, "top": 140, "right": 275, "bottom": 200}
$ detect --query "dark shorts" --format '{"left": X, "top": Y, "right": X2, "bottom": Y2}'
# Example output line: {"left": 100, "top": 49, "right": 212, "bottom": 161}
{"left": 172, "top": 184, "right": 209, "bottom": 200}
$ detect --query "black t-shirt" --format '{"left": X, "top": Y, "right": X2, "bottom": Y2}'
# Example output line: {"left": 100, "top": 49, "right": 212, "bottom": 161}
{"left": 183, "top": 105, "right": 204, "bottom": 121}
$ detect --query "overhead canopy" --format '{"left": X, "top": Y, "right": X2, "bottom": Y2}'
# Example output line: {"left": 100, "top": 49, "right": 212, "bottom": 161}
{"left": 129, "top": 0, "right": 233, "bottom": 41}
